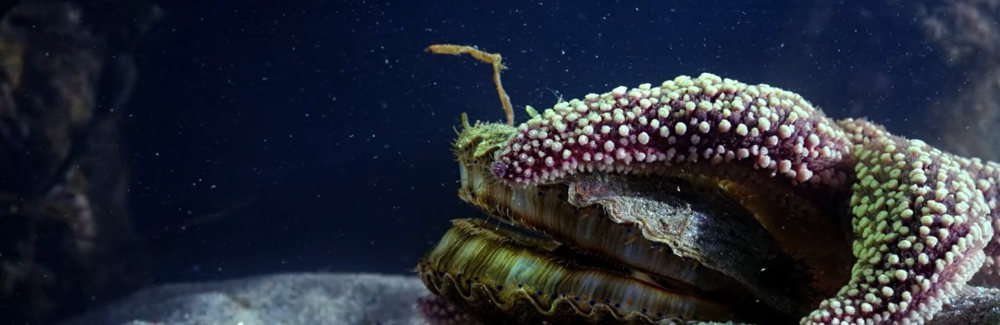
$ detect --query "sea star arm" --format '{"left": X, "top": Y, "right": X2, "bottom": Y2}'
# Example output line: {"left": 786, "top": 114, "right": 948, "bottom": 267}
{"left": 490, "top": 73, "right": 853, "bottom": 188}
{"left": 964, "top": 160, "right": 1000, "bottom": 287}
{"left": 980, "top": 229, "right": 1000, "bottom": 286}
{"left": 801, "top": 120, "right": 995, "bottom": 325}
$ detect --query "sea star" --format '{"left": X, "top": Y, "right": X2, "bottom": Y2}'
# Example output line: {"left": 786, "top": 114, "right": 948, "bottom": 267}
{"left": 487, "top": 73, "right": 1000, "bottom": 325}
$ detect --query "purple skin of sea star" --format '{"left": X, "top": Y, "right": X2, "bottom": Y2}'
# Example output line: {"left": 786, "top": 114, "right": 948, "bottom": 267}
{"left": 491, "top": 161, "right": 506, "bottom": 179}
{"left": 488, "top": 73, "right": 998, "bottom": 325}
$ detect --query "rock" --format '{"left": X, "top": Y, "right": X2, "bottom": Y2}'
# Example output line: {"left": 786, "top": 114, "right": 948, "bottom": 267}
{"left": 931, "top": 286, "right": 1000, "bottom": 325}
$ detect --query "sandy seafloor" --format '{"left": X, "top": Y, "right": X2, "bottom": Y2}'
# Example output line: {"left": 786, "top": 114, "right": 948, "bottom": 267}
{"left": 58, "top": 272, "right": 1000, "bottom": 325}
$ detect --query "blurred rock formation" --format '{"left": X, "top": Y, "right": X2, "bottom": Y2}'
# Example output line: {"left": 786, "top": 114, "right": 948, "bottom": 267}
{"left": 909, "top": 0, "right": 1000, "bottom": 161}
{"left": 0, "top": 0, "right": 158, "bottom": 323}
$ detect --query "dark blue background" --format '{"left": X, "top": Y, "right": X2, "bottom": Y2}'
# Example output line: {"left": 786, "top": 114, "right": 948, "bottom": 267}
{"left": 124, "top": 0, "right": 951, "bottom": 283}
